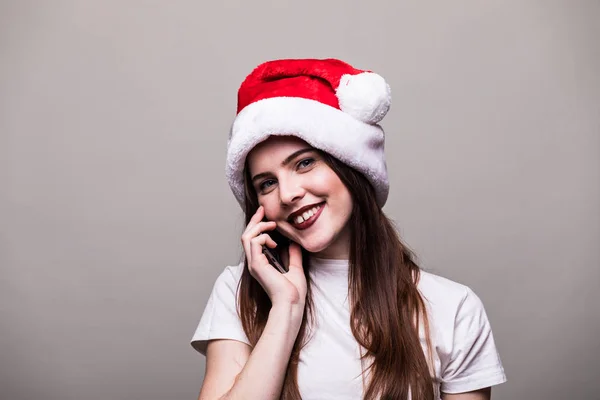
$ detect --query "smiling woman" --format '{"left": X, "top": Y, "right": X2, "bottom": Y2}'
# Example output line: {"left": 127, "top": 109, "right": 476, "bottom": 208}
{"left": 190, "top": 58, "right": 507, "bottom": 400}
{"left": 246, "top": 137, "right": 353, "bottom": 259}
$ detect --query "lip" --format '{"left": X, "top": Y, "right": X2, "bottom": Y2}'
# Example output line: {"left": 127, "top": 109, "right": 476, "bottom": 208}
{"left": 288, "top": 202, "right": 325, "bottom": 222}
{"left": 289, "top": 202, "right": 325, "bottom": 230}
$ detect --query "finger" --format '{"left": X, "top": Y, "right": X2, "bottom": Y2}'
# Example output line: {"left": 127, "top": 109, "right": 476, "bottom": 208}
{"left": 242, "top": 220, "right": 277, "bottom": 264}
{"left": 243, "top": 221, "right": 277, "bottom": 238}
{"left": 264, "top": 235, "right": 277, "bottom": 249}
{"left": 242, "top": 221, "right": 277, "bottom": 253}
{"left": 248, "top": 205, "right": 265, "bottom": 226}
{"left": 287, "top": 242, "right": 303, "bottom": 271}
{"left": 248, "top": 234, "right": 289, "bottom": 297}
{"left": 249, "top": 233, "right": 276, "bottom": 278}
{"left": 249, "top": 234, "right": 275, "bottom": 272}
{"left": 243, "top": 206, "right": 264, "bottom": 240}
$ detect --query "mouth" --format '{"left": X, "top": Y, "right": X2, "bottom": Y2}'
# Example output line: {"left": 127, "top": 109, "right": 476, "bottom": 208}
{"left": 288, "top": 202, "right": 325, "bottom": 230}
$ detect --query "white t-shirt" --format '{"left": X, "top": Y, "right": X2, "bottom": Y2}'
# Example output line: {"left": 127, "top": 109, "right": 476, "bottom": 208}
{"left": 191, "top": 257, "right": 506, "bottom": 399}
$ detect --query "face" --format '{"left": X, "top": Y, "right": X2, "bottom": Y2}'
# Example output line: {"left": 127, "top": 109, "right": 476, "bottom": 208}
{"left": 247, "top": 136, "right": 353, "bottom": 259}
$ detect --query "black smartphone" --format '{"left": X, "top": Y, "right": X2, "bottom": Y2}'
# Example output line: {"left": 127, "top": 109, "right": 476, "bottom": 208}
{"left": 262, "top": 246, "right": 288, "bottom": 273}
{"left": 261, "top": 218, "right": 289, "bottom": 273}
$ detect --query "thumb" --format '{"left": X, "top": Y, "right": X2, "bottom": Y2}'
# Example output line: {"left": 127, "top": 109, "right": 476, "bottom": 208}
{"left": 287, "top": 242, "right": 303, "bottom": 272}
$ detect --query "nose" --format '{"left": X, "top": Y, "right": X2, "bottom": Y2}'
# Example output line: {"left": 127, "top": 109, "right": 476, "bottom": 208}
{"left": 278, "top": 176, "right": 305, "bottom": 206}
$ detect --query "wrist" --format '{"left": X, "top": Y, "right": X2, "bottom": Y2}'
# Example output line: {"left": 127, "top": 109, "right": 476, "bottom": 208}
{"left": 270, "top": 301, "right": 305, "bottom": 316}
{"left": 267, "top": 302, "right": 305, "bottom": 333}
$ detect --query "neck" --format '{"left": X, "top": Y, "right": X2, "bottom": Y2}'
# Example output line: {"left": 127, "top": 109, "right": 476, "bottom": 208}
{"left": 311, "top": 225, "right": 351, "bottom": 260}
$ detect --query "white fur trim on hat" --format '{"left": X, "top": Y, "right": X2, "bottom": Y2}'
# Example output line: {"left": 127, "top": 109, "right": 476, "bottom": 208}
{"left": 336, "top": 72, "right": 392, "bottom": 124}
{"left": 226, "top": 97, "right": 389, "bottom": 208}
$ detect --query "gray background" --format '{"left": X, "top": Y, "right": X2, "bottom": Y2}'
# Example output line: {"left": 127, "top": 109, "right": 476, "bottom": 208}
{"left": 1, "top": 1, "right": 598, "bottom": 399}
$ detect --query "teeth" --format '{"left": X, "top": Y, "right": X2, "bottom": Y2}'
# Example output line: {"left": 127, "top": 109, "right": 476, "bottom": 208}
{"left": 292, "top": 204, "right": 323, "bottom": 225}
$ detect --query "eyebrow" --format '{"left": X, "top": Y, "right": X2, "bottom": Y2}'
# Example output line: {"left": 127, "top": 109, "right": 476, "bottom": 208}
{"left": 251, "top": 147, "right": 314, "bottom": 184}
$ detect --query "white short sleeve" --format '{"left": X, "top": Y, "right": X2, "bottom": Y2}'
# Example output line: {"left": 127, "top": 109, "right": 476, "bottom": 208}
{"left": 190, "top": 264, "right": 250, "bottom": 355}
{"left": 440, "top": 287, "right": 507, "bottom": 394}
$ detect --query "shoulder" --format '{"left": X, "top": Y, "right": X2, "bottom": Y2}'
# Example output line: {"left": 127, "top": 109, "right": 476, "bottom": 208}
{"left": 204, "top": 262, "right": 245, "bottom": 303}
{"left": 418, "top": 271, "right": 507, "bottom": 392}
{"left": 213, "top": 262, "right": 245, "bottom": 289}
{"left": 222, "top": 262, "right": 245, "bottom": 281}
{"left": 417, "top": 270, "right": 487, "bottom": 330}
{"left": 418, "top": 270, "right": 472, "bottom": 308}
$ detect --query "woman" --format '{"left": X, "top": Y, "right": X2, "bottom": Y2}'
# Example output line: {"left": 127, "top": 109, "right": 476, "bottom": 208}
{"left": 191, "top": 58, "right": 506, "bottom": 400}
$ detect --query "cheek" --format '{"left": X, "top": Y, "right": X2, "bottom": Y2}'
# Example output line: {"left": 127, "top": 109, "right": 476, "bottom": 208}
{"left": 319, "top": 171, "right": 350, "bottom": 200}
{"left": 259, "top": 199, "right": 279, "bottom": 221}
{"left": 309, "top": 169, "right": 342, "bottom": 193}
{"left": 326, "top": 177, "right": 353, "bottom": 215}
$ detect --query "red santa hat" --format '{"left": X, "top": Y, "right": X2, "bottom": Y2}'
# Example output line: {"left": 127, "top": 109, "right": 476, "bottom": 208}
{"left": 226, "top": 58, "right": 391, "bottom": 207}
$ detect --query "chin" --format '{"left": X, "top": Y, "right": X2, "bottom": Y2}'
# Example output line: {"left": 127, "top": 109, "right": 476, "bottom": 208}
{"left": 294, "top": 232, "right": 336, "bottom": 254}
{"left": 297, "top": 241, "right": 328, "bottom": 254}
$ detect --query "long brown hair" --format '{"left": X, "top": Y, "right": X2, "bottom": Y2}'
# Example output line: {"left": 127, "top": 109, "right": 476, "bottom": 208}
{"left": 238, "top": 149, "right": 435, "bottom": 399}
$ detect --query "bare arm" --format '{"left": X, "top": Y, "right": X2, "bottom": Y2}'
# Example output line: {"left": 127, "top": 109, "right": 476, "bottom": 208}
{"left": 199, "top": 206, "right": 307, "bottom": 400}
{"left": 442, "top": 387, "right": 491, "bottom": 400}
{"left": 199, "top": 303, "right": 303, "bottom": 400}
{"left": 198, "top": 340, "right": 250, "bottom": 400}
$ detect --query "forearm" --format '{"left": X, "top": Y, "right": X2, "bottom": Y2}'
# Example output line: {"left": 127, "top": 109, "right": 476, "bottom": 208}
{"left": 221, "top": 303, "right": 304, "bottom": 400}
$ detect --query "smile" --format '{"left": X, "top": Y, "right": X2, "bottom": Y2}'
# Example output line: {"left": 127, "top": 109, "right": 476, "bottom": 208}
{"left": 289, "top": 202, "right": 325, "bottom": 230}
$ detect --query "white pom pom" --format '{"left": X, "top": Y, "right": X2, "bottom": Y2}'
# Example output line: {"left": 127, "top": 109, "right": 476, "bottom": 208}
{"left": 336, "top": 72, "right": 391, "bottom": 124}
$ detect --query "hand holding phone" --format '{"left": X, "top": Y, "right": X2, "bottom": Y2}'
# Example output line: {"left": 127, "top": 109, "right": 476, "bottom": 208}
{"left": 241, "top": 206, "right": 306, "bottom": 306}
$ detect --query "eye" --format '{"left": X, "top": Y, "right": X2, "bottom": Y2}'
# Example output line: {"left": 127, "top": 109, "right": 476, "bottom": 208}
{"left": 259, "top": 179, "right": 277, "bottom": 192}
{"left": 297, "top": 157, "right": 315, "bottom": 170}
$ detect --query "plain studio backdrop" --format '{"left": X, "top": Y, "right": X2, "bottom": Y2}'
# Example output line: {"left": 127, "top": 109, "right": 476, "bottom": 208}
{"left": 1, "top": 1, "right": 598, "bottom": 399}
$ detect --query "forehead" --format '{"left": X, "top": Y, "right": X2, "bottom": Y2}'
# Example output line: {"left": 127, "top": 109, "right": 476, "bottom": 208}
{"left": 247, "top": 136, "right": 311, "bottom": 174}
